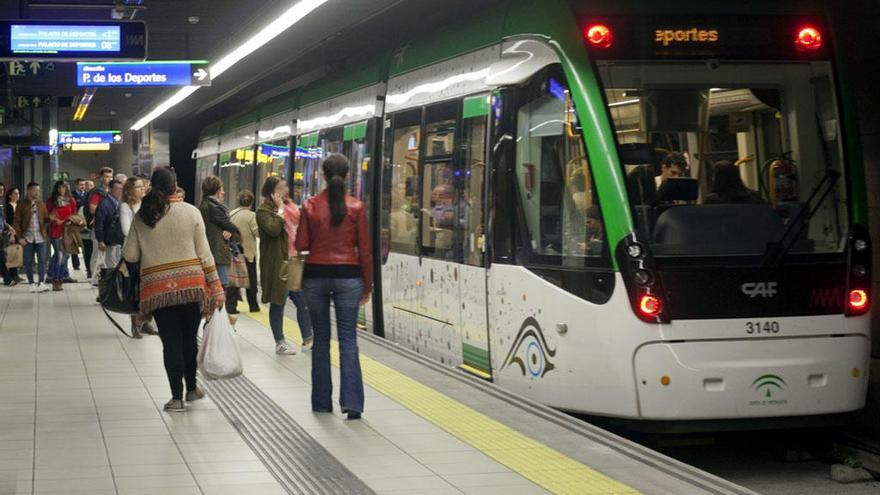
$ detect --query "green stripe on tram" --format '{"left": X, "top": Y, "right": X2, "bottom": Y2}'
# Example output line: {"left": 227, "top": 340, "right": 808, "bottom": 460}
{"left": 462, "top": 94, "right": 490, "bottom": 119}
{"left": 462, "top": 343, "right": 491, "bottom": 372}
{"left": 343, "top": 121, "right": 368, "bottom": 141}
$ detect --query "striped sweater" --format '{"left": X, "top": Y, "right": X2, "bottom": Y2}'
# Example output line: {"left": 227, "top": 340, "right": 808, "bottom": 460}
{"left": 122, "top": 198, "right": 223, "bottom": 316}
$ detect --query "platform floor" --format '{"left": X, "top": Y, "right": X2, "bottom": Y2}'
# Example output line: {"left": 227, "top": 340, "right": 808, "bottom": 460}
{"left": 0, "top": 281, "right": 753, "bottom": 495}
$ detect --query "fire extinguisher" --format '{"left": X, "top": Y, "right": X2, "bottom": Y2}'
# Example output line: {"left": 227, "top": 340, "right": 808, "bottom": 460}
{"left": 768, "top": 154, "right": 799, "bottom": 205}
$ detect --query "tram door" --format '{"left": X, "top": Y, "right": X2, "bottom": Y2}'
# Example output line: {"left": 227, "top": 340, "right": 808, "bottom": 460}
{"left": 382, "top": 97, "right": 491, "bottom": 377}
{"left": 456, "top": 95, "right": 492, "bottom": 378}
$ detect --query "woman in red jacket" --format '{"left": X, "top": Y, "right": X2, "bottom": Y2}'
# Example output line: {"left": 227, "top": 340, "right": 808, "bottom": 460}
{"left": 295, "top": 153, "right": 371, "bottom": 419}
{"left": 47, "top": 181, "right": 77, "bottom": 291}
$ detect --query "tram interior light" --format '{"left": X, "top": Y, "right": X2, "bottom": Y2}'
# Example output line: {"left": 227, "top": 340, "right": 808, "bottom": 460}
{"left": 585, "top": 24, "right": 613, "bottom": 48}
{"left": 795, "top": 26, "right": 823, "bottom": 51}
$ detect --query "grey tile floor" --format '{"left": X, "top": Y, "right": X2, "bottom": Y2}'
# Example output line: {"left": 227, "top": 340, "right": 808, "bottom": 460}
{"left": 0, "top": 280, "right": 551, "bottom": 495}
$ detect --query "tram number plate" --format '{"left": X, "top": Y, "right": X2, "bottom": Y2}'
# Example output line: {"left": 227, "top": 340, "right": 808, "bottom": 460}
{"left": 745, "top": 321, "right": 780, "bottom": 335}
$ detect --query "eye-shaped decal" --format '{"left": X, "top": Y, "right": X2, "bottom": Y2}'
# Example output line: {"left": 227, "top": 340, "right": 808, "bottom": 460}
{"left": 502, "top": 317, "right": 557, "bottom": 378}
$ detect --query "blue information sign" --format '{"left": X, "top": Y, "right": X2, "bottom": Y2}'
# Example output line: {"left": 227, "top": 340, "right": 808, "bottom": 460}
{"left": 58, "top": 131, "right": 122, "bottom": 145}
{"left": 76, "top": 61, "right": 211, "bottom": 87}
{"left": 260, "top": 144, "right": 289, "bottom": 158}
{"left": 11, "top": 24, "right": 120, "bottom": 53}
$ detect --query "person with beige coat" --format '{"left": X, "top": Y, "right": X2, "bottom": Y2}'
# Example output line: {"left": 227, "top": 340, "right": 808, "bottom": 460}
{"left": 230, "top": 190, "right": 260, "bottom": 313}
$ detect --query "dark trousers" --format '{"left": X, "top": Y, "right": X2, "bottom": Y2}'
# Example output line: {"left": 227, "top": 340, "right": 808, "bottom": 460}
{"left": 71, "top": 252, "right": 80, "bottom": 270}
{"left": 224, "top": 286, "right": 240, "bottom": 314}
{"left": 153, "top": 303, "right": 201, "bottom": 400}
{"left": 0, "top": 244, "right": 6, "bottom": 282}
{"left": 245, "top": 258, "right": 259, "bottom": 310}
{"left": 82, "top": 239, "right": 93, "bottom": 278}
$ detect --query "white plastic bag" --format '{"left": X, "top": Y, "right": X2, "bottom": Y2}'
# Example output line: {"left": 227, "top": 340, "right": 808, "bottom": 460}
{"left": 199, "top": 308, "right": 243, "bottom": 379}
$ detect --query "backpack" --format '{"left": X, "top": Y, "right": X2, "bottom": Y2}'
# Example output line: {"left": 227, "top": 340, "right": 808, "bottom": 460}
{"left": 83, "top": 188, "right": 107, "bottom": 228}
{"left": 105, "top": 208, "right": 125, "bottom": 246}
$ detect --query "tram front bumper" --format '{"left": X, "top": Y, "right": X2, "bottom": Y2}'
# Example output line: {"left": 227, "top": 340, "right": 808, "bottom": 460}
{"left": 633, "top": 335, "right": 870, "bottom": 420}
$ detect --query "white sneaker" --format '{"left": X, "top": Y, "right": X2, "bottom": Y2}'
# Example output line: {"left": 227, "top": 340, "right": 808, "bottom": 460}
{"left": 37, "top": 283, "right": 49, "bottom": 293}
{"left": 29, "top": 283, "right": 37, "bottom": 293}
{"left": 275, "top": 341, "right": 297, "bottom": 355}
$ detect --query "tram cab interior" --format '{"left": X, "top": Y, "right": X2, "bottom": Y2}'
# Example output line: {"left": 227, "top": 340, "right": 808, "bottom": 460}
{"left": 598, "top": 61, "right": 848, "bottom": 260}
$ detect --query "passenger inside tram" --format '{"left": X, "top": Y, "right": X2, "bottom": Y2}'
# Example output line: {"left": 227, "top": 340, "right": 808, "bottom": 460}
{"left": 427, "top": 183, "right": 456, "bottom": 250}
{"left": 599, "top": 61, "right": 848, "bottom": 256}
{"left": 704, "top": 160, "right": 764, "bottom": 205}
{"left": 654, "top": 151, "right": 687, "bottom": 189}
{"left": 389, "top": 180, "right": 416, "bottom": 245}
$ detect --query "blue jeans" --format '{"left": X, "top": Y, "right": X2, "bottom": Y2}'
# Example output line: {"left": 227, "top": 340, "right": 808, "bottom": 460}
{"left": 48, "top": 238, "right": 69, "bottom": 281}
{"left": 216, "top": 264, "right": 229, "bottom": 286}
{"left": 267, "top": 291, "right": 313, "bottom": 343}
{"left": 23, "top": 242, "right": 47, "bottom": 284}
{"left": 288, "top": 291, "right": 313, "bottom": 341}
{"left": 303, "top": 277, "right": 364, "bottom": 413}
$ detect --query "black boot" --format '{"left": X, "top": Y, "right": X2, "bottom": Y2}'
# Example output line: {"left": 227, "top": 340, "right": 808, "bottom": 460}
{"left": 225, "top": 286, "right": 240, "bottom": 314}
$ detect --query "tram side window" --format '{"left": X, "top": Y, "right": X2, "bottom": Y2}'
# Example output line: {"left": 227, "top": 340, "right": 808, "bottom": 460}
{"left": 515, "top": 80, "right": 605, "bottom": 264}
{"left": 420, "top": 101, "right": 458, "bottom": 260}
{"left": 462, "top": 100, "right": 488, "bottom": 267}
{"left": 387, "top": 110, "right": 421, "bottom": 255}
{"left": 342, "top": 121, "right": 369, "bottom": 201}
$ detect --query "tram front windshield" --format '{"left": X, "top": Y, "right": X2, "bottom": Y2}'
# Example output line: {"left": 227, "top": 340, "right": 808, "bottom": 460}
{"left": 597, "top": 61, "right": 848, "bottom": 258}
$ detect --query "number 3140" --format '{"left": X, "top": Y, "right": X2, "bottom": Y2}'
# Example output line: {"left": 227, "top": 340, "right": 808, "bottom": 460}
{"left": 746, "top": 321, "right": 780, "bottom": 334}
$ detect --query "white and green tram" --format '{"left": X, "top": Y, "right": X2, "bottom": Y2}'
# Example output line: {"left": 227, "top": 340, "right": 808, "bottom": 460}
{"left": 193, "top": 0, "right": 871, "bottom": 425}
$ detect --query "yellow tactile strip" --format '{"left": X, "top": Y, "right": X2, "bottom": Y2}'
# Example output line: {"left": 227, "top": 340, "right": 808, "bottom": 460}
{"left": 242, "top": 305, "right": 640, "bottom": 495}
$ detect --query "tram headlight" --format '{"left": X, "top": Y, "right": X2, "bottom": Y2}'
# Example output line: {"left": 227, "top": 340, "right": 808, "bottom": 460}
{"left": 848, "top": 289, "right": 869, "bottom": 312}
{"left": 854, "top": 239, "right": 868, "bottom": 252}
{"left": 853, "top": 265, "right": 868, "bottom": 278}
{"left": 633, "top": 269, "right": 653, "bottom": 286}
{"left": 638, "top": 294, "right": 662, "bottom": 317}
{"left": 626, "top": 243, "right": 644, "bottom": 259}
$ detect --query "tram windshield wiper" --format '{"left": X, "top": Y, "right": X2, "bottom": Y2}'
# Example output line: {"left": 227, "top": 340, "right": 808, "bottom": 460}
{"left": 761, "top": 168, "right": 840, "bottom": 267}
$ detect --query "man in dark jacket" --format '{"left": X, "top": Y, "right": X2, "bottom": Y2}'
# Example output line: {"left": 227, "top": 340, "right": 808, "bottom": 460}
{"left": 94, "top": 179, "right": 122, "bottom": 279}
{"left": 70, "top": 178, "right": 86, "bottom": 271}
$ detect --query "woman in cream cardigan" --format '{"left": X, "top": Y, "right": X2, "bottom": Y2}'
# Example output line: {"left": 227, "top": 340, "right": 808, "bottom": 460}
{"left": 123, "top": 167, "right": 224, "bottom": 412}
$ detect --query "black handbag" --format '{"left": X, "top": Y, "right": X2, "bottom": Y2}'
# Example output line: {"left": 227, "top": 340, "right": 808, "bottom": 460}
{"left": 98, "top": 259, "right": 140, "bottom": 315}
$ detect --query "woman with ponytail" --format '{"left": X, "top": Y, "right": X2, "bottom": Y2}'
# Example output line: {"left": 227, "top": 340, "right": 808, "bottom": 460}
{"left": 295, "top": 153, "right": 372, "bottom": 419}
{"left": 123, "top": 167, "right": 225, "bottom": 412}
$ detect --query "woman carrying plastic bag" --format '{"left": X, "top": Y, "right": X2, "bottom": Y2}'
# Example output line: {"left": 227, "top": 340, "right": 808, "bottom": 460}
{"left": 199, "top": 308, "right": 243, "bottom": 379}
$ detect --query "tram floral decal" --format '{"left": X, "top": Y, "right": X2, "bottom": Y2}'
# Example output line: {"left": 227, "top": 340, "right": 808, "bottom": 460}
{"left": 502, "top": 317, "right": 557, "bottom": 378}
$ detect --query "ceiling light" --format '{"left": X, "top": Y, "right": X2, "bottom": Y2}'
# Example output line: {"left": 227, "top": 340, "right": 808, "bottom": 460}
{"left": 131, "top": 0, "right": 327, "bottom": 131}
{"left": 73, "top": 88, "right": 96, "bottom": 121}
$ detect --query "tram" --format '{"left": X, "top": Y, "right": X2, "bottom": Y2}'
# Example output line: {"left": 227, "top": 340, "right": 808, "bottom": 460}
{"left": 191, "top": 0, "right": 871, "bottom": 423}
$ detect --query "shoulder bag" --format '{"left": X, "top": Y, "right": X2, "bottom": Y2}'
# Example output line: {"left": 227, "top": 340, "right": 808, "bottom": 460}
{"left": 228, "top": 241, "right": 250, "bottom": 289}
{"left": 98, "top": 259, "right": 140, "bottom": 315}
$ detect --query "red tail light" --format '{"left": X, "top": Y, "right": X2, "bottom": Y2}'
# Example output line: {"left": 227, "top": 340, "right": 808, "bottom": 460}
{"left": 639, "top": 294, "right": 662, "bottom": 317}
{"left": 795, "top": 26, "right": 823, "bottom": 51}
{"left": 848, "top": 289, "right": 869, "bottom": 312}
{"left": 585, "top": 24, "right": 613, "bottom": 48}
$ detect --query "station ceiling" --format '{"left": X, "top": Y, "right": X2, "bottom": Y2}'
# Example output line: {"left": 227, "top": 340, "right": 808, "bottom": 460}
{"left": 0, "top": 0, "right": 500, "bottom": 133}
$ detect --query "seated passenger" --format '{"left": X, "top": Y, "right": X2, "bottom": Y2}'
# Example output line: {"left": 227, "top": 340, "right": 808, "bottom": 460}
{"left": 704, "top": 161, "right": 764, "bottom": 205}
{"left": 655, "top": 152, "right": 687, "bottom": 189}
{"left": 627, "top": 166, "right": 659, "bottom": 207}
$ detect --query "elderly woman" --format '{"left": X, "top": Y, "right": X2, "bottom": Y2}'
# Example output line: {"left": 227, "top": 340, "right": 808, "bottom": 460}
{"left": 199, "top": 176, "right": 240, "bottom": 320}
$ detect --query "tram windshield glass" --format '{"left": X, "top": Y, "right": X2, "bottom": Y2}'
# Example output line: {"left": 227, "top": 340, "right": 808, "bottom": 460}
{"left": 597, "top": 61, "right": 848, "bottom": 257}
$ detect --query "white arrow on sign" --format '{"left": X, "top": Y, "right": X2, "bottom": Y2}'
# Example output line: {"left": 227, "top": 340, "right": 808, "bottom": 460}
{"left": 112, "top": 134, "right": 122, "bottom": 142}
{"left": 193, "top": 68, "right": 208, "bottom": 81}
